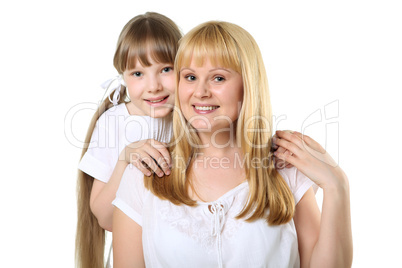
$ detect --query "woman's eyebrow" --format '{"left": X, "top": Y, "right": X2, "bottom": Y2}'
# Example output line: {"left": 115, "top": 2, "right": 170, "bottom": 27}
{"left": 209, "top": 68, "right": 231, "bottom": 73}
{"left": 180, "top": 67, "right": 232, "bottom": 73}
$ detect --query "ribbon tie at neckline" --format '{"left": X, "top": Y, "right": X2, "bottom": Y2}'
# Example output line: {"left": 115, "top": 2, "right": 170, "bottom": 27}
{"left": 209, "top": 202, "right": 226, "bottom": 268}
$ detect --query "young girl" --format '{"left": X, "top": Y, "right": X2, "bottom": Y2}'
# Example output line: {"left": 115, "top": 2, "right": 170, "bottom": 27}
{"left": 112, "top": 21, "right": 353, "bottom": 267}
{"left": 75, "top": 12, "right": 182, "bottom": 268}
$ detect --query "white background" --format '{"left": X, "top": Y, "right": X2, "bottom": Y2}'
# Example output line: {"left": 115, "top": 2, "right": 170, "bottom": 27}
{"left": 1, "top": 0, "right": 401, "bottom": 267}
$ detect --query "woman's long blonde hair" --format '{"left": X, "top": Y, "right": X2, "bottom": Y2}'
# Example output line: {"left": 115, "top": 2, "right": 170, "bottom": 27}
{"left": 75, "top": 12, "right": 181, "bottom": 268}
{"left": 145, "top": 21, "right": 295, "bottom": 225}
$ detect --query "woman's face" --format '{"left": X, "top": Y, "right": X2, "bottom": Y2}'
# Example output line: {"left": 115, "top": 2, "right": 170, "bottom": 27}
{"left": 178, "top": 57, "right": 243, "bottom": 132}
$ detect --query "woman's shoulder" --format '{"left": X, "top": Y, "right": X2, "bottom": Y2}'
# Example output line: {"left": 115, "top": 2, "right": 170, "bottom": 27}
{"left": 277, "top": 167, "right": 317, "bottom": 204}
{"left": 115, "top": 165, "right": 148, "bottom": 207}
{"left": 119, "top": 165, "right": 147, "bottom": 192}
{"left": 113, "top": 165, "right": 149, "bottom": 225}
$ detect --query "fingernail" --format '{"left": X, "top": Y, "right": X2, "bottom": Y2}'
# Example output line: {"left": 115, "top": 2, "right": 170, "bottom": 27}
{"left": 146, "top": 172, "right": 151, "bottom": 176}
{"left": 166, "top": 170, "right": 171, "bottom": 175}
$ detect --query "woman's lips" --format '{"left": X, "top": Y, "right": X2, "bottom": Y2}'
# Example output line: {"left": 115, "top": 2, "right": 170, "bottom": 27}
{"left": 192, "top": 104, "right": 220, "bottom": 114}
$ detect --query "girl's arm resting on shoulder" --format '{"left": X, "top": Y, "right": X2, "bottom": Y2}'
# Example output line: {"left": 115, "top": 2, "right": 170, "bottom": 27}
{"left": 294, "top": 178, "right": 353, "bottom": 268}
{"left": 89, "top": 139, "right": 170, "bottom": 231}
{"left": 90, "top": 160, "right": 129, "bottom": 231}
{"left": 113, "top": 207, "right": 145, "bottom": 268}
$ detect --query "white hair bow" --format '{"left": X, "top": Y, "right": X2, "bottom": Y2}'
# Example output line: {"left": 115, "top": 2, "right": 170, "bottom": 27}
{"left": 101, "top": 74, "right": 126, "bottom": 106}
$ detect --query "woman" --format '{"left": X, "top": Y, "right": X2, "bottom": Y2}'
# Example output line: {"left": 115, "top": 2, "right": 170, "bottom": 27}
{"left": 112, "top": 21, "right": 353, "bottom": 268}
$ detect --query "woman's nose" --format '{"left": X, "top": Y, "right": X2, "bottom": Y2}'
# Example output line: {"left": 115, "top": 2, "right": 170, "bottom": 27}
{"left": 193, "top": 81, "right": 211, "bottom": 98}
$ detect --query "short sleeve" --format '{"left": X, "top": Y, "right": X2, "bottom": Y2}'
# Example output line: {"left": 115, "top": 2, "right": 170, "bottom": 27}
{"left": 112, "top": 165, "right": 148, "bottom": 226}
{"left": 278, "top": 167, "right": 318, "bottom": 204}
{"left": 78, "top": 116, "right": 118, "bottom": 183}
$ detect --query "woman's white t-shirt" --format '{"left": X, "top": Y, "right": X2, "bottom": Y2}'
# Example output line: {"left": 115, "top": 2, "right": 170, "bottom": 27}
{"left": 113, "top": 166, "right": 315, "bottom": 268}
{"left": 78, "top": 103, "right": 172, "bottom": 183}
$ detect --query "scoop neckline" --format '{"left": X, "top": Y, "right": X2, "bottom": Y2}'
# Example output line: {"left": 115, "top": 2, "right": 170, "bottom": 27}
{"left": 196, "top": 180, "right": 248, "bottom": 205}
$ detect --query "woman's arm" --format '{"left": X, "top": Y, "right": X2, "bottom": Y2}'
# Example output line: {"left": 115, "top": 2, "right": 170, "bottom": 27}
{"left": 293, "top": 187, "right": 321, "bottom": 267}
{"left": 275, "top": 131, "right": 353, "bottom": 268}
{"left": 90, "top": 139, "right": 171, "bottom": 231}
{"left": 113, "top": 207, "right": 145, "bottom": 268}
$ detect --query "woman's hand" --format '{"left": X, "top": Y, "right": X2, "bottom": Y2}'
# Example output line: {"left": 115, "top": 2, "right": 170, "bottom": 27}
{"left": 272, "top": 130, "right": 294, "bottom": 169}
{"left": 120, "top": 139, "right": 171, "bottom": 177}
{"left": 273, "top": 130, "right": 347, "bottom": 189}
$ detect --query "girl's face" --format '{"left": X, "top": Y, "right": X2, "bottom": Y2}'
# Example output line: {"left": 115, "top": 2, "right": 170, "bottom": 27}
{"left": 178, "top": 57, "right": 243, "bottom": 132}
{"left": 123, "top": 56, "right": 175, "bottom": 118}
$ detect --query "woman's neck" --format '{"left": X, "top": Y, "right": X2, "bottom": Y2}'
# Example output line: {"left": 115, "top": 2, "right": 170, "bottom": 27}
{"left": 197, "top": 129, "right": 237, "bottom": 155}
{"left": 190, "top": 134, "right": 246, "bottom": 202}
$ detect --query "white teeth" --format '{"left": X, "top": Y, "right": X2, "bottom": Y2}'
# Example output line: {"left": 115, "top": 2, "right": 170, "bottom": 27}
{"left": 194, "top": 106, "right": 219, "bottom": 111}
{"left": 148, "top": 97, "right": 166, "bottom": 103}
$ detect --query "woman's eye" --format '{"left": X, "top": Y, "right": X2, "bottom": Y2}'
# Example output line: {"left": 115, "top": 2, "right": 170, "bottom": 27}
{"left": 185, "top": 75, "right": 196, "bottom": 81}
{"left": 132, "top": 72, "right": 142, "bottom": 77}
{"left": 162, "top": 67, "right": 173, "bottom": 73}
{"left": 214, "top": 76, "right": 225, "bottom": 82}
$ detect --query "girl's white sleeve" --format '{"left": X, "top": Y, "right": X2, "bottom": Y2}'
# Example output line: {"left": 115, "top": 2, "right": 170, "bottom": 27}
{"left": 278, "top": 167, "right": 318, "bottom": 205}
{"left": 112, "top": 165, "right": 147, "bottom": 226}
{"left": 78, "top": 116, "right": 117, "bottom": 183}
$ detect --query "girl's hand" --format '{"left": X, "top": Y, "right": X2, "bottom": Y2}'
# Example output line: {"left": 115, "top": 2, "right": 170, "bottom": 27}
{"left": 274, "top": 130, "right": 347, "bottom": 189}
{"left": 272, "top": 130, "right": 294, "bottom": 169}
{"left": 120, "top": 139, "right": 171, "bottom": 177}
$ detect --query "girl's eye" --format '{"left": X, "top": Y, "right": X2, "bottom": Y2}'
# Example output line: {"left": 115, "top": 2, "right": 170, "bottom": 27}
{"left": 162, "top": 67, "right": 173, "bottom": 73}
{"left": 132, "top": 72, "right": 142, "bottom": 77}
{"left": 184, "top": 75, "right": 196, "bottom": 81}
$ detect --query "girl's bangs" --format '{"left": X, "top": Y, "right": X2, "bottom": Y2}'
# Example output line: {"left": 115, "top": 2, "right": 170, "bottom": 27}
{"left": 126, "top": 25, "right": 178, "bottom": 70}
{"left": 125, "top": 37, "right": 177, "bottom": 70}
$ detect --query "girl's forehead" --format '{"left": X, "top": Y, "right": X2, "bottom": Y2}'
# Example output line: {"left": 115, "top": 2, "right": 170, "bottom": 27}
{"left": 126, "top": 49, "right": 173, "bottom": 70}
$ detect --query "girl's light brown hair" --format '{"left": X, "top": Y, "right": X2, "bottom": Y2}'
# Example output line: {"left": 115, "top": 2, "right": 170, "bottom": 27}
{"left": 145, "top": 21, "right": 295, "bottom": 225}
{"left": 75, "top": 12, "right": 181, "bottom": 268}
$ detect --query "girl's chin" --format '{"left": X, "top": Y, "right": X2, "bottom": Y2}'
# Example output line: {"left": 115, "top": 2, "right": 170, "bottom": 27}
{"left": 146, "top": 107, "right": 173, "bottom": 118}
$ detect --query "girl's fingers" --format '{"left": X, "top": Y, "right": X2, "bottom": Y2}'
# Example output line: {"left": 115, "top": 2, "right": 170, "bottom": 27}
{"left": 146, "top": 140, "right": 172, "bottom": 169}
{"left": 133, "top": 161, "right": 152, "bottom": 177}
{"left": 140, "top": 154, "right": 164, "bottom": 177}
{"left": 126, "top": 152, "right": 152, "bottom": 176}
{"left": 147, "top": 150, "right": 171, "bottom": 176}
{"left": 156, "top": 146, "right": 172, "bottom": 169}
{"left": 143, "top": 144, "right": 170, "bottom": 175}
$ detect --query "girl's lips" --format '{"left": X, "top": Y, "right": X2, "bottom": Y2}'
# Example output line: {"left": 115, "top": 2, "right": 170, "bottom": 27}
{"left": 192, "top": 104, "right": 220, "bottom": 114}
{"left": 144, "top": 96, "right": 169, "bottom": 106}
